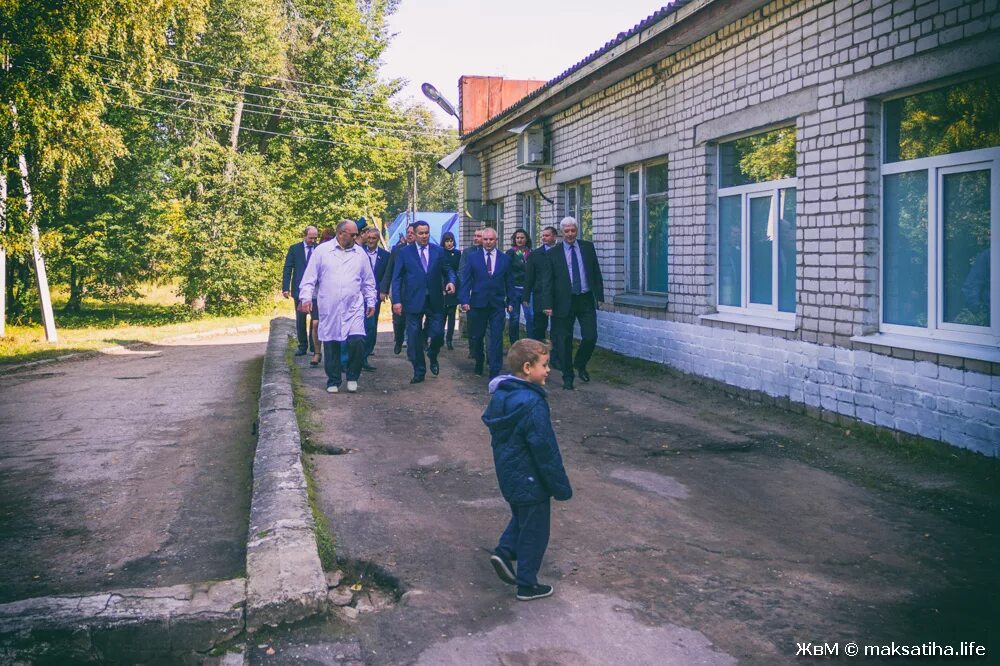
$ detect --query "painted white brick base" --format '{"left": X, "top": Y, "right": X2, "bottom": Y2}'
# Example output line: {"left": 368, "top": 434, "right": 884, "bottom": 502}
{"left": 597, "top": 311, "right": 1000, "bottom": 457}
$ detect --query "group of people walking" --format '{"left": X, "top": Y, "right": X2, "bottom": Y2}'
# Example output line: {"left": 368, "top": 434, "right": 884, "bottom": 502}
{"left": 282, "top": 217, "right": 596, "bottom": 601}
{"left": 282, "top": 215, "right": 604, "bottom": 392}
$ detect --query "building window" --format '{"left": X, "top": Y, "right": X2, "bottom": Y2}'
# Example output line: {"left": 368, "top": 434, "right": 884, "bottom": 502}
{"left": 624, "top": 161, "right": 668, "bottom": 294}
{"left": 484, "top": 198, "right": 503, "bottom": 243}
{"left": 881, "top": 76, "right": 999, "bottom": 347}
{"left": 717, "top": 128, "right": 797, "bottom": 319}
{"left": 519, "top": 191, "right": 541, "bottom": 247}
{"left": 564, "top": 179, "right": 592, "bottom": 241}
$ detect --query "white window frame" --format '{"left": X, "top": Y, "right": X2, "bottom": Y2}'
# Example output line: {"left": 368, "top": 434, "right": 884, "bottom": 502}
{"left": 880, "top": 146, "right": 1000, "bottom": 348}
{"left": 624, "top": 160, "right": 669, "bottom": 295}
{"left": 564, "top": 179, "right": 592, "bottom": 241}
{"left": 715, "top": 178, "right": 797, "bottom": 324}
{"left": 518, "top": 191, "right": 540, "bottom": 248}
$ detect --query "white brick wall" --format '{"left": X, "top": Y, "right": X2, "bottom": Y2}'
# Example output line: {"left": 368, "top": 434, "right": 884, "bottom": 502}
{"left": 467, "top": 0, "right": 1000, "bottom": 455}
{"left": 597, "top": 310, "right": 1000, "bottom": 456}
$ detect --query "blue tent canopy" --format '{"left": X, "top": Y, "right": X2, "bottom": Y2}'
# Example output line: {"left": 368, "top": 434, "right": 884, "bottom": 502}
{"left": 386, "top": 212, "right": 459, "bottom": 246}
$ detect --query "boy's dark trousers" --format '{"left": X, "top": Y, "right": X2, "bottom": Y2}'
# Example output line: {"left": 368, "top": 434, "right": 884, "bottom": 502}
{"left": 496, "top": 500, "right": 550, "bottom": 587}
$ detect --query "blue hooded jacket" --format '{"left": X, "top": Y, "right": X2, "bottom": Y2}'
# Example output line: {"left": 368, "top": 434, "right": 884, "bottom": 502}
{"left": 482, "top": 376, "right": 572, "bottom": 505}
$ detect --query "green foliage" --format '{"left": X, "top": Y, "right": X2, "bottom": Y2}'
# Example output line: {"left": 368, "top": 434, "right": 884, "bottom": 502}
{"left": 158, "top": 139, "right": 293, "bottom": 313}
{"left": 734, "top": 128, "right": 796, "bottom": 184}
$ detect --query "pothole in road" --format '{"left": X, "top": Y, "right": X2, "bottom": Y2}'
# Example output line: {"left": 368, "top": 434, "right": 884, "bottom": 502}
{"left": 325, "top": 558, "right": 404, "bottom": 621}
{"left": 307, "top": 444, "right": 353, "bottom": 455}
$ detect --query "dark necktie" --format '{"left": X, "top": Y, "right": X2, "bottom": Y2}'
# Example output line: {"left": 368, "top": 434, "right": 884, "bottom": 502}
{"left": 569, "top": 244, "right": 582, "bottom": 295}
{"left": 306, "top": 245, "right": 313, "bottom": 264}
{"left": 486, "top": 251, "right": 492, "bottom": 275}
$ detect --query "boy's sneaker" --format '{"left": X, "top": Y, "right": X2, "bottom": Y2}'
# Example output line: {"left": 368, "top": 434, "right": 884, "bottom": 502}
{"left": 326, "top": 385, "right": 339, "bottom": 393}
{"left": 346, "top": 381, "right": 358, "bottom": 393}
{"left": 516, "top": 584, "right": 553, "bottom": 601}
{"left": 489, "top": 554, "right": 516, "bottom": 585}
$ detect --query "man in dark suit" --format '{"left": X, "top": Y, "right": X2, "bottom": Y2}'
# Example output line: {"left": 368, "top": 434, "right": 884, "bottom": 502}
{"left": 362, "top": 227, "right": 391, "bottom": 371}
{"left": 522, "top": 224, "right": 558, "bottom": 367}
{"left": 459, "top": 227, "right": 485, "bottom": 359}
{"left": 548, "top": 217, "right": 604, "bottom": 390}
{"left": 460, "top": 227, "right": 516, "bottom": 379}
{"left": 391, "top": 221, "right": 456, "bottom": 384}
{"left": 282, "top": 225, "right": 319, "bottom": 355}
{"left": 380, "top": 223, "right": 415, "bottom": 355}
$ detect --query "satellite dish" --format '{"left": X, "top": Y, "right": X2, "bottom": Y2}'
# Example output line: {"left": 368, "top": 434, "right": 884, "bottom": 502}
{"left": 421, "top": 82, "right": 459, "bottom": 119}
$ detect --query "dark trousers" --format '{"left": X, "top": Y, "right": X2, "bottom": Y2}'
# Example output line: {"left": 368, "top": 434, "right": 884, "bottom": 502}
{"left": 553, "top": 293, "right": 597, "bottom": 383}
{"left": 529, "top": 309, "right": 561, "bottom": 370}
{"left": 364, "top": 301, "right": 381, "bottom": 358}
{"left": 323, "top": 336, "right": 365, "bottom": 387}
{"left": 293, "top": 298, "right": 315, "bottom": 352}
{"left": 444, "top": 303, "right": 458, "bottom": 344}
{"left": 392, "top": 310, "right": 406, "bottom": 345}
{"left": 406, "top": 308, "right": 444, "bottom": 377}
{"left": 469, "top": 306, "right": 505, "bottom": 377}
{"left": 507, "top": 287, "right": 534, "bottom": 344}
{"left": 496, "top": 500, "right": 551, "bottom": 587}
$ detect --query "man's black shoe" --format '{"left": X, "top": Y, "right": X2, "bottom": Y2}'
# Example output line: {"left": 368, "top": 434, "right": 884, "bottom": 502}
{"left": 409, "top": 375, "right": 425, "bottom": 384}
{"left": 577, "top": 368, "right": 591, "bottom": 382}
{"left": 516, "top": 584, "right": 553, "bottom": 601}
{"left": 393, "top": 342, "right": 403, "bottom": 355}
{"left": 474, "top": 363, "right": 484, "bottom": 376}
{"left": 429, "top": 358, "right": 440, "bottom": 376}
{"left": 446, "top": 341, "right": 454, "bottom": 350}
{"left": 562, "top": 379, "right": 574, "bottom": 390}
{"left": 362, "top": 362, "right": 376, "bottom": 372}
{"left": 295, "top": 349, "right": 308, "bottom": 356}
{"left": 490, "top": 554, "right": 516, "bottom": 585}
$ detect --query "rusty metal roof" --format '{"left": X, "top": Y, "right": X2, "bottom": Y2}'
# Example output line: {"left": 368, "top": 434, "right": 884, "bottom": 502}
{"left": 460, "top": 1, "right": 689, "bottom": 140}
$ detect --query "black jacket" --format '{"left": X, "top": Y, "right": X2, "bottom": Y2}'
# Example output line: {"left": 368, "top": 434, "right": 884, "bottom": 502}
{"left": 522, "top": 246, "right": 553, "bottom": 312}
{"left": 282, "top": 241, "right": 313, "bottom": 300}
{"left": 547, "top": 240, "right": 604, "bottom": 317}
{"left": 504, "top": 247, "right": 531, "bottom": 288}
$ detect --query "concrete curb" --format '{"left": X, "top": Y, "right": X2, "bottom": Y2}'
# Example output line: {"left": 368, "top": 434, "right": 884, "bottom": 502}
{"left": 0, "top": 580, "right": 245, "bottom": 663}
{"left": 0, "top": 322, "right": 267, "bottom": 376}
{"left": 244, "top": 317, "right": 327, "bottom": 632}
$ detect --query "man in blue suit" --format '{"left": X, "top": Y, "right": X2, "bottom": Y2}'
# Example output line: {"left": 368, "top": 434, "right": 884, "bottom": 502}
{"left": 391, "top": 221, "right": 456, "bottom": 384}
{"left": 460, "top": 227, "right": 516, "bottom": 379}
{"left": 362, "top": 226, "right": 391, "bottom": 371}
{"left": 282, "top": 225, "right": 319, "bottom": 355}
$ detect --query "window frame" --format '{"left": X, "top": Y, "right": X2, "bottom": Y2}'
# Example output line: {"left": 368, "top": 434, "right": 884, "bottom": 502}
{"left": 879, "top": 146, "right": 1000, "bottom": 347}
{"left": 624, "top": 159, "right": 669, "bottom": 296}
{"left": 563, "top": 178, "right": 593, "bottom": 242}
{"left": 715, "top": 166, "right": 797, "bottom": 324}
{"left": 518, "top": 191, "right": 541, "bottom": 248}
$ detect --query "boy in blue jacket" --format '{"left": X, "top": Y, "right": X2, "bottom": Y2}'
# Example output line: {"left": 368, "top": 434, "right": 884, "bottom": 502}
{"left": 482, "top": 339, "right": 573, "bottom": 601}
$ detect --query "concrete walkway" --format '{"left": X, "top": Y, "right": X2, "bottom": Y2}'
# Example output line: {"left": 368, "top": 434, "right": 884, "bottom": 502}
{"left": 0, "top": 332, "right": 266, "bottom": 603}
{"left": 252, "top": 336, "right": 999, "bottom": 665}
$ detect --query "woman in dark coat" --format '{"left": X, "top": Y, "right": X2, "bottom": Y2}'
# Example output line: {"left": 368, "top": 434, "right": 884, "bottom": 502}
{"left": 504, "top": 228, "right": 534, "bottom": 344}
{"left": 441, "top": 231, "right": 462, "bottom": 350}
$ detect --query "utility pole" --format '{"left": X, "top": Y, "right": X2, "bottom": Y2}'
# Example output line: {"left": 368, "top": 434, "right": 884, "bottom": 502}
{"left": 412, "top": 164, "right": 418, "bottom": 224}
{"left": 8, "top": 101, "right": 57, "bottom": 342}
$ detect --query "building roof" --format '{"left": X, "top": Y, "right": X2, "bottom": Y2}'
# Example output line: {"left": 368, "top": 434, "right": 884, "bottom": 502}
{"left": 460, "top": 2, "right": 689, "bottom": 141}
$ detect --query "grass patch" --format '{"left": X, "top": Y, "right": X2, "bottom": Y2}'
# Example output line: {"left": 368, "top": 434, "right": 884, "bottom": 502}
{"left": 1, "top": 283, "right": 281, "bottom": 366}
{"left": 286, "top": 340, "right": 337, "bottom": 570}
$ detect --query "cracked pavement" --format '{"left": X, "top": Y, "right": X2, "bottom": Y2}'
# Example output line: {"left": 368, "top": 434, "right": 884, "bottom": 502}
{"left": 253, "top": 336, "right": 998, "bottom": 665}
{"left": 0, "top": 333, "right": 266, "bottom": 603}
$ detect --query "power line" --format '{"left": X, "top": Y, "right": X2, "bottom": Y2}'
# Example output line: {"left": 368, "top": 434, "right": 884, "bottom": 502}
{"left": 110, "top": 102, "right": 439, "bottom": 155}
{"left": 101, "top": 78, "right": 449, "bottom": 139}
{"left": 82, "top": 54, "right": 453, "bottom": 133}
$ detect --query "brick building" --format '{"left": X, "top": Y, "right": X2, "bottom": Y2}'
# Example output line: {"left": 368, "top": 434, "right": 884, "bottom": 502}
{"left": 444, "top": 0, "right": 1000, "bottom": 456}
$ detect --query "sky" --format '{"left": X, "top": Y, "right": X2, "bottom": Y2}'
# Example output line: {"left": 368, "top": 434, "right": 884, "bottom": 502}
{"left": 380, "top": 0, "right": 670, "bottom": 126}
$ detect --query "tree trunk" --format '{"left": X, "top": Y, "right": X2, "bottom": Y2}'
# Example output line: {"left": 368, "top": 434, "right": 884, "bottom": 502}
{"left": 224, "top": 89, "right": 245, "bottom": 181}
{"left": 64, "top": 264, "right": 83, "bottom": 313}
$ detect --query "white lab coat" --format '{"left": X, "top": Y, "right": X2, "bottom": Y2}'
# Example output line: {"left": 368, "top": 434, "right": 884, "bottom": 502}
{"left": 298, "top": 241, "right": 376, "bottom": 342}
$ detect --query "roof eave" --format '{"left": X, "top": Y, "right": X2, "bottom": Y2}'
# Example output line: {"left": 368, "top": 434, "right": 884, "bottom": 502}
{"left": 462, "top": 0, "right": 772, "bottom": 152}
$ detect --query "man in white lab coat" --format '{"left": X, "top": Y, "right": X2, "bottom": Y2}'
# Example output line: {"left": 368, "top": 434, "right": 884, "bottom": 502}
{"left": 298, "top": 220, "right": 377, "bottom": 394}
